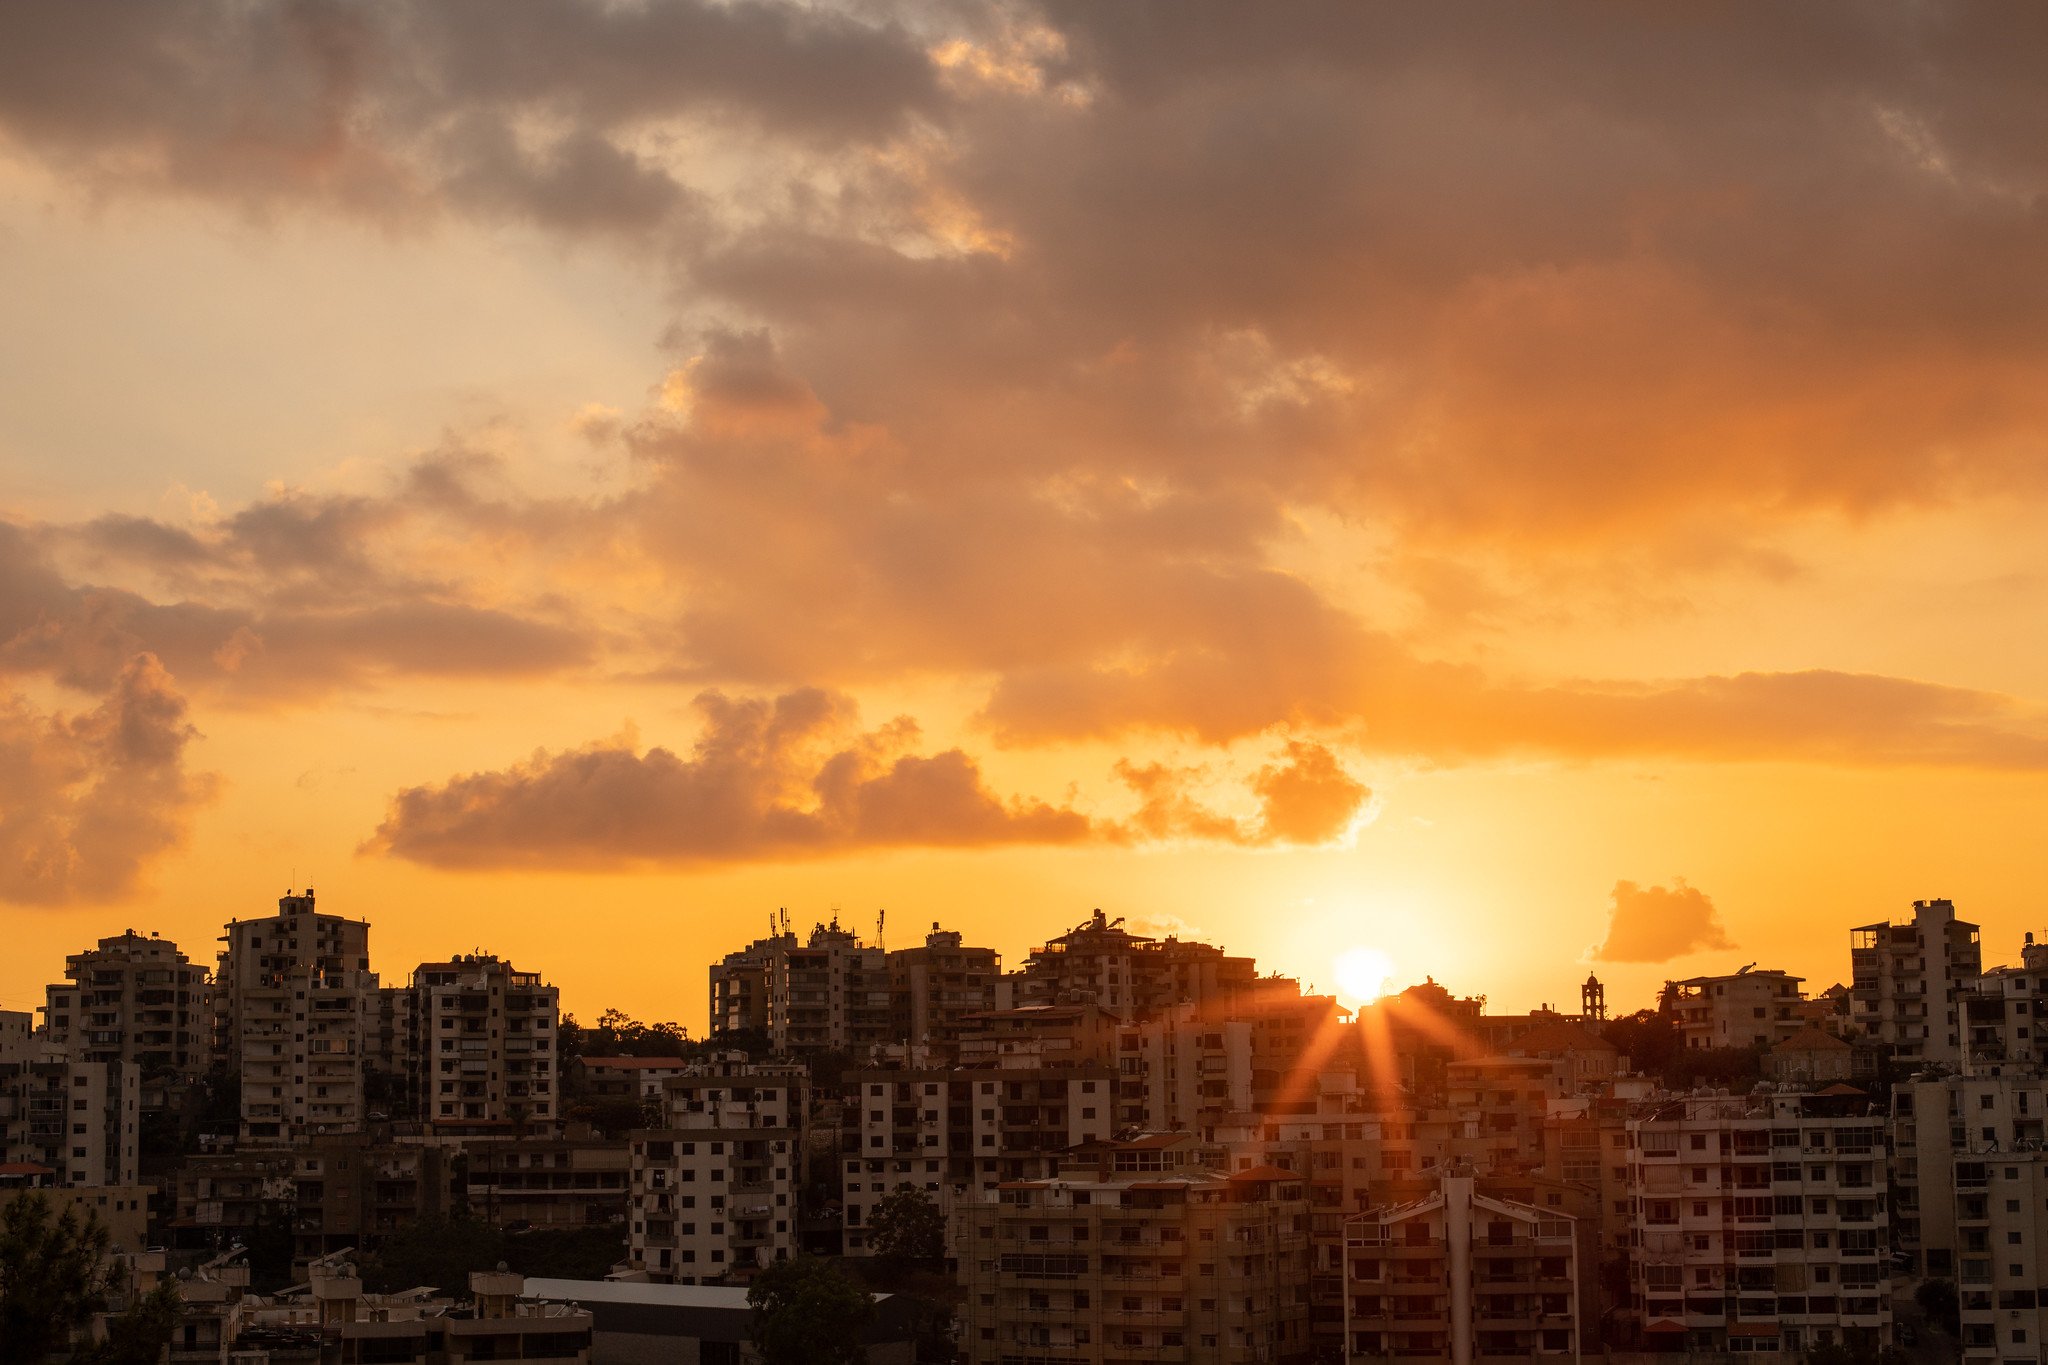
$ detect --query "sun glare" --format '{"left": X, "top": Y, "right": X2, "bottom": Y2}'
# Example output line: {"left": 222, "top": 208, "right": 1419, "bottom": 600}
{"left": 1333, "top": 945, "right": 1396, "bottom": 1005}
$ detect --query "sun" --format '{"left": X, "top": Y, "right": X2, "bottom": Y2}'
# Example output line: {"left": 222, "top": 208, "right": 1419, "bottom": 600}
{"left": 1333, "top": 945, "right": 1396, "bottom": 1006}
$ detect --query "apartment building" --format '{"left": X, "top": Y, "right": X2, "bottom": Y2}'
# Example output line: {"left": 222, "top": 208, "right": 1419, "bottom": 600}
{"left": 1888, "top": 1071, "right": 2048, "bottom": 1360}
{"left": 167, "top": 1148, "right": 295, "bottom": 1254}
{"left": 710, "top": 919, "right": 1004, "bottom": 1055}
{"left": 1536, "top": 1090, "right": 1640, "bottom": 1351}
{"left": 1009, "top": 908, "right": 1257, "bottom": 1019}
{"left": 1765, "top": 1027, "right": 1856, "bottom": 1084}
{"left": 1668, "top": 967, "right": 1808, "bottom": 1051}
{"left": 1446, "top": 1056, "right": 1564, "bottom": 1176}
{"left": 292, "top": 1135, "right": 456, "bottom": 1259}
{"left": 40, "top": 930, "right": 212, "bottom": 1081}
{"left": 464, "top": 1134, "right": 631, "bottom": 1228}
{"left": 707, "top": 931, "right": 784, "bottom": 1040}
{"left": 891, "top": 924, "right": 1002, "bottom": 1048}
{"left": 1114, "top": 1012, "right": 1254, "bottom": 1131}
{"left": 0, "top": 1010, "right": 42, "bottom": 1063}
{"left": 1208, "top": 1073, "right": 1422, "bottom": 1358}
{"left": 1891, "top": 1072, "right": 2048, "bottom": 1278}
{"left": 0, "top": 1059, "right": 138, "bottom": 1186}
{"left": 627, "top": 1058, "right": 807, "bottom": 1282}
{"left": 706, "top": 920, "right": 891, "bottom": 1053}
{"left": 405, "top": 954, "right": 559, "bottom": 1134}
{"left": 955, "top": 1134, "right": 1314, "bottom": 1365}
{"left": 573, "top": 1055, "right": 695, "bottom": 1102}
{"left": 1342, "top": 1167, "right": 1581, "bottom": 1362}
{"left": 216, "top": 890, "right": 378, "bottom": 1143}
{"left": 1628, "top": 1091, "right": 1890, "bottom": 1357}
{"left": 1960, "top": 932, "right": 2048, "bottom": 1072}
{"left": 841, "top": 1063, "right": 1118, "bottom": 1254}
{"left": 959, "top": 1004, "right": 1118, "bottom": 1070}
{"left": 1851, "top": 897, "right": 1983, "bottom": 1066}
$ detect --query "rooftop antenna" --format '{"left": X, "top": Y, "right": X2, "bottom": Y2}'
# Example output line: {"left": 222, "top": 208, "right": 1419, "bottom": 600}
{"left": 877, "top": 907, "right": 886, "bottom": 952}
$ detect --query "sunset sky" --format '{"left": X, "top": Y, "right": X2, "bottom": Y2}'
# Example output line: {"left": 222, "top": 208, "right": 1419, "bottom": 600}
{"left": 5, "top": 3, "right": 2048, "bottom": 1031}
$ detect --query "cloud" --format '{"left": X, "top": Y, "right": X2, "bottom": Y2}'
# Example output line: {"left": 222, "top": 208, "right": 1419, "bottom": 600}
{"left": 1113, "top": 740, "right": 1375, "bottom": 846}
{"left": 0, "top": 654, "right": 217, "bottom": 905}
{"left": 0, "top": 0, "right": 940, "bottom": 228}
{"left": 1590, "top": 879, "right": 1735, "bottom": 964}
{"left": 1251, "top": 741, "right": 1376, "bottom": 844}
{"left": 3, "top": 469, "right": 600, "bottom": 704}
{"left": 364, "top": 687, "right": 1094, "bottom": 869}
{"left": 9, "top": 3, "right": 2048, "bottom": 789}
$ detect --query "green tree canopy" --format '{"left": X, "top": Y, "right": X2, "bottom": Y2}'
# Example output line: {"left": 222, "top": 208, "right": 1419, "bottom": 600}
{"left": 749, "top": 1254, "right": 877, "bottom": 1365}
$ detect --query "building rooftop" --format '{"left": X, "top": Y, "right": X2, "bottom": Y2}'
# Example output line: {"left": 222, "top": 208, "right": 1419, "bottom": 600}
{"left": 1772, "top": 1026, "right": 1852, "bottom": 1053}
{"left": 522, "top": 1278, "right": 889, "bottom": 1310}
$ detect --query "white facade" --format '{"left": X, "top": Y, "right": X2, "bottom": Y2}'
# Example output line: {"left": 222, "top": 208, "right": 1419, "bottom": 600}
{"left": 1629, "top": 1093, "right": 1889, "bottom": 1357}
{"left": 628, "top": 1059, "right": 807, "bottom": 1282}
{"left": 0, "top": 1059, "right": 139, "bottom": 1187}
{"left": 1670, "top": 969, "right": 1807, "bottom": 1051}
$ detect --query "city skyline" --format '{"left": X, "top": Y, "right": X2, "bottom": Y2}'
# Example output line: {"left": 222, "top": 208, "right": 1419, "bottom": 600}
{"left": 7, "top": 7, "right": 2048, "bottom": 1050}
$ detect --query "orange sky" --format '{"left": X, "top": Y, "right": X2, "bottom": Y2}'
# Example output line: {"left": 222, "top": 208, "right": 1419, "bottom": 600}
{"left": 4, "top": 3, "right": 2048, "bottom": 1031}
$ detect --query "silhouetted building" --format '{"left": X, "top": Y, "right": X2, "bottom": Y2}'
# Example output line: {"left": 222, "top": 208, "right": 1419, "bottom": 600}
{"left": 1851, "top": 897, "right": 1981, "bottom": 1066}
{"left": 41, "top": 930, "right": 211, "bottom": 1083}
{"left": 215, "top": 890, "right": 378, "bottom": 1143}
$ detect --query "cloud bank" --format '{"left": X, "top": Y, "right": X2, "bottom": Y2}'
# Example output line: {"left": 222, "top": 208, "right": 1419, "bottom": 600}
{"left": 7, "top": 2, "right": 2048, "bottom": 888}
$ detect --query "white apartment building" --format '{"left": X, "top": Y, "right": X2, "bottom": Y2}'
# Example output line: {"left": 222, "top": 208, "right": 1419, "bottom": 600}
{"left": 0, "top": 1059, "right": 139, "bottom": 1187}
{"left": 1889, "top": 1072, "right": 2048, "bottom": 1361}
{"left": 1892, "top": 1072, "right": 2048, "bottom": 1274}
{"left": 1669, "top": 968, "right": 1807, "bottom": 1051}
{"left": 215, "top": 890, "right": 378, "bottom": 1143}
{"left": 841, "top": 1063, "right": 1117, "bottom": 1255}
{"left": 1851, "top": 898, "right": 1983, "bottom": 1067}
{"left": 628, "top": 1058, "right": 807, "bottom": 1282}
{"left": 405, "top": 954, "right": 559, "bottom": 1133}
{"left": 1960, "top": 932, "right": 2048, "bottom": 1073}
{"left": 1629, "top": 1092, "right": 1889, "bottom": 1357}
{"left": 41, "top": 931, "right": 212, "bottom": 1080}
{"left": 955, "top": 1134, "right": 1315, "bottom": 1365}
{"left": 1342, "top": 1167, "right": 1581, "bottom": 1362}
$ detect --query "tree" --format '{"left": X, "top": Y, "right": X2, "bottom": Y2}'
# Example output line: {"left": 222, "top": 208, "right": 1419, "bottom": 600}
{"left": 0, "top": 1192, "right": 112, "bottom": 1365}
{"left": 503, "top": 1225, "right": 627, "bottom": 1281}
{"left": 1805, "top": 1345, "right": 1909, "bottom": 1365}
{"left": 360, "top": 1216, "right": 506, "bottom": 1294}
{"left": 867, "top": 1185, "right": 946, "bottom": 1267}
{"left": 76, "top": 1281, "right": 183, "bottom": 1365}
{"left": 1915, "top": 1276, "right": 1961, "bottom": 1336}
{"left": 749, "top": 1254, "right": 876, "bottom": 1365}
{"left": 1601, "top": 1008, "right": 1679, "bottom": 1076}
{"left": 572, "top": 1095, "right": 662, "bottom": 1140}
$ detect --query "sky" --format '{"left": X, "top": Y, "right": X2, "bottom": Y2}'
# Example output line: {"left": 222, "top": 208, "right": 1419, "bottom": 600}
{"left": 4, "top": 1, "right": 2048, "bottom": 1031}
